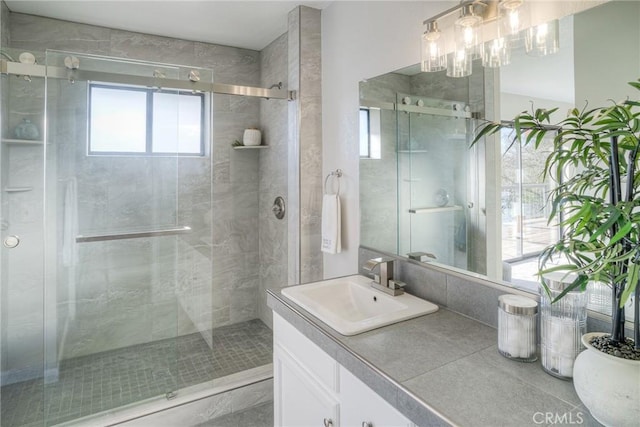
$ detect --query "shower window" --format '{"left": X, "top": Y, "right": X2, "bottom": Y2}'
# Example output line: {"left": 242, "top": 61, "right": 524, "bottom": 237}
{"left": 359, "top": 107, "right": 381, "bottom": 160}
{"left": 89, "top": 83, "right": 205, "bottom": 155}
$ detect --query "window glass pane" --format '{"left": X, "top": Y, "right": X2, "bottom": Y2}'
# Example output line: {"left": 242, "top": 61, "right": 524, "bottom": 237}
{"left": 501, "top": 129, "right": 521, "bottom": 260}
{"left": 152, "top": 92, "right": 202, "bottom": 154}
{"left": 501, "top": 127, "right": 560, "bottom": 290}
{"left": 520, "top": 135, "right": 556, "bottom": 255}
{"left": 90, "top": 87, "right": 147, "bottom": 153}
{"left": 359, "top": 109, "right": 370, "bottom": 157}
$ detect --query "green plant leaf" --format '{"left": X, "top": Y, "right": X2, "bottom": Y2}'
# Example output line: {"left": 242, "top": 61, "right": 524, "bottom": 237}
{"left": 621, "top": 261, "right": 639, "bottom": 307}
{"left": 471, "top": 121, "right": 502, "bottom": 146}
{"left": 609, "top": 220, "right": 633, "bottom": 245}
{"left": 588, "top": 209, "right": 621, "bottom": 242}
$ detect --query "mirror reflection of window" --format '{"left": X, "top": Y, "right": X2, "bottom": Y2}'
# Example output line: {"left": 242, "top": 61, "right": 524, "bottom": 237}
{"left": 500, "top": 127, "right": 560, "bottom": 290}
{"left": 359, "top": 107, "right": 381, "bottom": 159}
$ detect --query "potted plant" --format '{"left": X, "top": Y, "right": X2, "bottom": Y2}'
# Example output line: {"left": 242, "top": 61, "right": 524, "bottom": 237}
{"left": 472, "top": 80, "right": 640, "bottom": 427}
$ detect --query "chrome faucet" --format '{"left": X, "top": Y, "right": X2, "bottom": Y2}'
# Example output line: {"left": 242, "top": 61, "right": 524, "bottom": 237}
{"left": 362, "top": 257, "right": 406, "bottom": 296}
{"left": 407, "top": 251, "right": 437, "bottom": 262}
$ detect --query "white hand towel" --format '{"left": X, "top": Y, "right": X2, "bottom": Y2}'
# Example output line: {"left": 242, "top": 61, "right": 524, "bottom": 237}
{"left": 321, "top": 193, "right": 341, "bottom": 254}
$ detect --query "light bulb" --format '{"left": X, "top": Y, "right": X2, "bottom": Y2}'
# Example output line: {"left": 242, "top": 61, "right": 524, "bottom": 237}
{"left": 507, "top": 9, "right": 520, "bottom": 35}
{"left": 499, "top": 0, "right": 529, "bottom": 45}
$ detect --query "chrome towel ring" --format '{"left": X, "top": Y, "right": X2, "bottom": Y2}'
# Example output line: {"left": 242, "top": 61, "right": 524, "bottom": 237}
{"left": 324, "top": 169, "right": 343, "bottom": 195}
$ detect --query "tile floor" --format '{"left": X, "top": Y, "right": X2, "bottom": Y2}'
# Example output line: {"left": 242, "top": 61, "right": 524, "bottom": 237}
{"left": 0, "top": 319, "right": 272, "bottom": 427}
{"left": 197, "top": 401, "right": 273, "bottom": 427}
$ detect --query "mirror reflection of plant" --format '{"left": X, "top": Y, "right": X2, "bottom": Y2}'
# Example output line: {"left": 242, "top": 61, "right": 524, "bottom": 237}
{"left": 473, "top": 80, "right": 640, "bottom": 351}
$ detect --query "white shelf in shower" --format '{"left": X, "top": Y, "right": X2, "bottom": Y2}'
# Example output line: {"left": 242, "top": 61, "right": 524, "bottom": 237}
{"left": 233, "top": 145, "right": 269, "bottom": 150}
{"left": 409, "top": 205, "right": 463, "bottom": 214}
{"left": 3, "top": 138, "right": 44, "bottom": 145}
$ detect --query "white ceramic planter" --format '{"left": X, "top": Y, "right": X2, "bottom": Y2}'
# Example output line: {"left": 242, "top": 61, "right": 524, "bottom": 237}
{"left": 243, "top": 128, "right": 261, "bottom": 146}
{"left": 573, "top": 332, "right": 640, "bottom": 427}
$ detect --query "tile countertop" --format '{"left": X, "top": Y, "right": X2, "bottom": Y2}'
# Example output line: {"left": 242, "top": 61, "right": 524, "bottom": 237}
{"left": 267, "top": 288, "right": 603, "bottom": 427}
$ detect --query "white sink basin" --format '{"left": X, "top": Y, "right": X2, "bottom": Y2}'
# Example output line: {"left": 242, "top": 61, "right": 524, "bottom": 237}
{"left": 281, "top": 275, "right": 438, "bottom": 335}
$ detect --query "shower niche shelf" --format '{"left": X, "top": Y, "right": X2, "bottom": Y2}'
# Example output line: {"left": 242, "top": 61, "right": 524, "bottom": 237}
{"left": 233, "top": 145, "right": 268, "bottom": 150}
{"left": 3, "top": 138, "right": 44, "bottom": 146}
{"left": 409, "top": 205, "right": 463, "bottom": 214}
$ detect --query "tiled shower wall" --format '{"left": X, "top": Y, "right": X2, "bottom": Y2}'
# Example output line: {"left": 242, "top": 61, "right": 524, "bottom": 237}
{"left": 258, "top": 33, "right": 289, "bottom": 326}
{"left": 258, "top": 6, "right": 323, "bottom": 326}
{"left": 288, "top": 6, "right": 323, "bottom": 286}
{"left": 2, "top": 11, "right": 269, "bottom": 369}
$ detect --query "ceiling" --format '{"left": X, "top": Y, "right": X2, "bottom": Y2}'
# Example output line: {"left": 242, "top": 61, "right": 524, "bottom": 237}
{"left": 5, "top": 1, "right": 332, "bottom": 51}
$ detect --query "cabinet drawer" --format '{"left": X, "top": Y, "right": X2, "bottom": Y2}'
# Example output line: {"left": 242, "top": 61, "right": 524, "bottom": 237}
{"left": 274, "top": 312, "right": 339, "bottom": 392}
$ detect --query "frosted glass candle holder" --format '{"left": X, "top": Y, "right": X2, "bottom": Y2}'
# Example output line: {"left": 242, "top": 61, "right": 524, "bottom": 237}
{"left": 498, "top": 294, "right": 538, "bottom": 362}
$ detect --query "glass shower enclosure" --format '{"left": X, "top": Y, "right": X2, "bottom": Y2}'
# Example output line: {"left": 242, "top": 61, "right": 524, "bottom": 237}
{"left": 0, "top": 49, "right": 276, "bottom": 426}
{"left": 397, "top": 95, "right": 474, "bottom": 271}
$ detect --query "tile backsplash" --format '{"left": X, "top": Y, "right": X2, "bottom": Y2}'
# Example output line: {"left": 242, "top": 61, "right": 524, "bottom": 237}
{"left": 359, "top": 247, "right": 623, "bottom": 336}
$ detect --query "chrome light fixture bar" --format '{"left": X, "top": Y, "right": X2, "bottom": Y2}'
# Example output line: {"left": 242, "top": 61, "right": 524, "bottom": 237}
{"left": 421, "top": 0, "right": 558, "bottom": 78}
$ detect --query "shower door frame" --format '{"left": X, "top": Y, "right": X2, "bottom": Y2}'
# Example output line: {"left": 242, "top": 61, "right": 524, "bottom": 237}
{"left": 0, "top": 59, "right": 295, "bottom": 101}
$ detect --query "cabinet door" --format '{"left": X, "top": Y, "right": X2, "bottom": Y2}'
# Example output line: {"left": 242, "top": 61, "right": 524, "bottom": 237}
{"left": 274, "top": 344, "right": 339, "bottom": 427}
{"left": 340, "top": 366, "right": 415, "bottom": 427}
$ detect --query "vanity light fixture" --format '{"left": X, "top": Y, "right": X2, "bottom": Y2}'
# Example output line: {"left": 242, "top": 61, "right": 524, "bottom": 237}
{"left": 421, "top": 20, "right": 447, "bottom": 72}
{"left": 447, "top": 47, "right": 473, "bottom": 77}
{"left": 454, "top": 2, "right": 484, "bottom": 60}
{"left": 482, "top": 35, "right": 510, "bottom": 68}
{"left": 525, "top": 19, "right": 560, "bottom": 57}
{"left": 421, "top": 0, "right": 557, "bottom": 77}
{"left": 499, "top": 0, "right": 528, "bottom": 43}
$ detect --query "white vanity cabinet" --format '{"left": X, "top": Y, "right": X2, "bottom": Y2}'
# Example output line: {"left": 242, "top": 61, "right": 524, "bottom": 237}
{"left": 340, "top": 366, "right": 415, "bottom": 427}
{"left": 273, "top": 313, "right": 416, "bottom": 427}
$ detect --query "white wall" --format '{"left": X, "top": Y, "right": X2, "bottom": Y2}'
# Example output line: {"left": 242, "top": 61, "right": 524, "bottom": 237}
{"left": 321, "top": 1, "right": 452, "bottom": 278}
{"left": 501, "top": 93, "right": 574, "bottom": 123}
{"left": 574, "top": 0, "right": 640, "bottom": 106}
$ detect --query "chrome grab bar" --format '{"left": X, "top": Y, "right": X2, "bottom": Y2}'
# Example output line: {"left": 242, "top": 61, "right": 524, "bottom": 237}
{"left": 76, "top": 226, "right": 191, "bottom": 243}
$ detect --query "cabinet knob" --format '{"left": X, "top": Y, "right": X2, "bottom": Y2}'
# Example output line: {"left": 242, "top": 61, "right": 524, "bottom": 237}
{"left": 362, "top": 422, "right": 373, "bottom": 427}
{"left": 323, "top": 418, "right": 333, "bottom": 427}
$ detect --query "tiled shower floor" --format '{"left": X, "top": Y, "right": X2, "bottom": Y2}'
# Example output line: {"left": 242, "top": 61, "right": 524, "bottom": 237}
{"left": 0, "top": 319, "right": 272, "bottom": 427}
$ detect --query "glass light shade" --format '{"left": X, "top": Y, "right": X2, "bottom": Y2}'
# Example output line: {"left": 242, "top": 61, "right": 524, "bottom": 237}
{"left": 455, "top": 3, "right": 483, "bottom": 28}
{"left": 525, "top": 20, "right": 559, "bottom": 57}
{"left": 482, "top": 37, "right": 510, "bottom": 68}
{"left": 454, "top": 21, "right": 483, "bottom": 60}
{"left": 500, "top": 0, "right": 528, "bottom": 41}
{"left": 421, "top": 22, "right": 446, "bottom": 72}
{"left": 447, "top": 48, "right": 472, "bottom": 78}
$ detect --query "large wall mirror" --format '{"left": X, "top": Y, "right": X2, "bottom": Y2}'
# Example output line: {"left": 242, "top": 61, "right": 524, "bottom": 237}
{"left": 359, "top": 0, "right": 640, "bottom": 317}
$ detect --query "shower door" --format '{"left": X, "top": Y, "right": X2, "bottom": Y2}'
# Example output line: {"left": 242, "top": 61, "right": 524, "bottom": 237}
{"left": 397, "top": 99, "right": 472, "bottom": 271}
{"left": 40, "top": 51, "right": 214, "bottom": 425}
{"left": 0, "top": 49, "right": 47, "bottom": 427}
